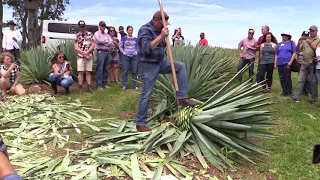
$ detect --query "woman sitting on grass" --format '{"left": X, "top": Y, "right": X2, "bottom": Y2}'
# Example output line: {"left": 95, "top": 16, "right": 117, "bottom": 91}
{"left": 49, "top": 51, "right": 73, "bottom": 95}
{"left": 0, "top": 52, "right": 25, "bottom": 96}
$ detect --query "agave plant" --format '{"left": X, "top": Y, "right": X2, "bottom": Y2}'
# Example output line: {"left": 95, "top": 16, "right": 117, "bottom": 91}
{"left": 20, "top": 46, "right": 53, "bottom": 84}
{"left": 153, "top": 45, "right": 239, "bottom": 107}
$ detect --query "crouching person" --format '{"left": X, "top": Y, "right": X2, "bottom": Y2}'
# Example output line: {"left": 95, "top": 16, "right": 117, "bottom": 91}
{"left": 49, "top": 51, "right": 73, "bottom": 95}
{"left": 0, "top": 52, "right": 25, "bottom": 96}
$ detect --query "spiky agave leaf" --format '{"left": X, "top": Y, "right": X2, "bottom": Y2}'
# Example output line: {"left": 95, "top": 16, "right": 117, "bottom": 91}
{"left": 153, "top": 45, "right": 239, "bottom": 107}
{"left": 20, "top": 46, "right": 53, "bottom": 84}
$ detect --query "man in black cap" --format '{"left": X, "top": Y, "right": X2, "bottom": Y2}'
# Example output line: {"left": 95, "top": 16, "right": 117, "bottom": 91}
{"left": 2, "top": 20, "right": 22, "bottom": 65}
{"left": 293, "top": 25, "right": 320, "bottom": 104}
{"left": 135, "top": 11, "right": 196, "bottom": 132}
{"left": 94, "top": 21, "right": 114, "bottom": 89}
{"left": 118, "top": 26, "right": 127, "bottom": 38}
{"left": 74, "top": 20, "right": 95, "bottom": 94}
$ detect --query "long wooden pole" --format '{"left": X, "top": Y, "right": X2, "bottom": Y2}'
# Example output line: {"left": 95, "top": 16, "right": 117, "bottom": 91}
{"left": 158, "top": 0, "right": 179, "bottom": 91}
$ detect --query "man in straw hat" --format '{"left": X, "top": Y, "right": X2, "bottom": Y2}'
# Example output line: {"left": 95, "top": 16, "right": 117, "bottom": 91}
{"left": 293, "top": 25, "right": 320, "bottom": 104}
{"left": 135, "top": 11, "right": 196, "bottom": 132}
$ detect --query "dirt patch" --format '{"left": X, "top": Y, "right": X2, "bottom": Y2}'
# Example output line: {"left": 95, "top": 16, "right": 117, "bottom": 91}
{"left": 118, "top": 109, "right": 137, "bottom": 120}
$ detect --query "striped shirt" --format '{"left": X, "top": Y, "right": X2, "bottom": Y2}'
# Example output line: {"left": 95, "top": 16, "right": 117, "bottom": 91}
{"left": 120, "top": 36, "right": 138, "bottom": 57}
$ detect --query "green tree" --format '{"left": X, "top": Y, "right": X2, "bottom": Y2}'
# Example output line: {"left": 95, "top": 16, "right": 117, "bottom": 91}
{"left": 3, "top": 0, "right": 69, "bottom": 49}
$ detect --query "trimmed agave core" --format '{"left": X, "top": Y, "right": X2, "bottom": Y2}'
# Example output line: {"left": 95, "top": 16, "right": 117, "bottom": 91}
{"left": 175, "top": 106, "right": 201, "bottom": 131}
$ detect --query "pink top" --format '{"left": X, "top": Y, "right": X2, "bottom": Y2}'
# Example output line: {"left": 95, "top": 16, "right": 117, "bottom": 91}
{"left": 199, "top": 38, "right": 208, "bottom": 46}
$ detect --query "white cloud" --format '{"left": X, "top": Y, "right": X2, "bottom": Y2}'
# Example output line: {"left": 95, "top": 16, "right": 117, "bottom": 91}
{"left": 166, "top": 0, "right": 224, "bottom": 9}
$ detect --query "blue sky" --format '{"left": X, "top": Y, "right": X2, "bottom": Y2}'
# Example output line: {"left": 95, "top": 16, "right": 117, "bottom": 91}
{"left": 3, "top": 0, "right": 320, "bottom": 47}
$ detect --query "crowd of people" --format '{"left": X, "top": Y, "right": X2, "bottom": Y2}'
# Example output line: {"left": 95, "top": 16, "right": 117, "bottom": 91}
{"left": 238, "top": 25, "right": 320, "bottom": 104}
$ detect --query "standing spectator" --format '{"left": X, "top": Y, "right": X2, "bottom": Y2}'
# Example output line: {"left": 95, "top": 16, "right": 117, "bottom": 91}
{"left": 237, "top": 28, "right": 257, "bottom": 82}
{"left": 119, "top": 26, "right": 127, "bottom": 38}
{"left": 49, "top": 51, "right": 73, "bottom": 95}
{"left": 107, "top": 26, "right": 121, "bottom": 84}
{"left": 74, "top": 20, "right": 95, "bottom": 94}
{"left": 2, "top": 21, "right": 22, "bottom": 65}
{"left": 258, "top": 33, "right": 277, "bottom": 93}
{"left": 293, "top": 25, "right": 320, "bottom": 104}
{"left": 120, "top": 25, "right": 138, "bottom": 91}
{"left": 198, "top": 32, "right": 208, "bottom": 46}
{"left": 296, "top": 30, "right": 311, "bottom": 95}
{"left": 94, "top": 21, "right": 113, "bottom": 89}
{"left": 172, "top": 27, "right": 185, "bottom": 46}
{"left": 256, "top": 25, "right": 278, "bottom": 82}
{"left": 274, "top": 31, "right": 296, "bottom": 97}
{"left": 0, "top": 52, "right": 25, "bottom": 96}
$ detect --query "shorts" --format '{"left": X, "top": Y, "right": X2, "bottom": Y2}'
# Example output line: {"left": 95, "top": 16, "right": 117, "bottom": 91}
{"left": 9, "top": 82, "right": 21, "bottom": 87}
{"left": 77, "top": 58, "right": 93, "bottom": 72}
{"left": 3, "top": 174, "right": 23, "bottom": 180}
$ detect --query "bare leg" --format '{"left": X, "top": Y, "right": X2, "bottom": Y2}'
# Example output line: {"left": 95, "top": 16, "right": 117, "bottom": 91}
{"left": 85, "top": 71, "right": 92, "bottom": 85}
{"left": 108, "top": 65, "right": 113, "bottom": 84}
{"left": 78, "top": 71, "right": 84, "bottom": 86}
{"left": 114, "top": 64, "right": 120, "bottom": 83}
{"left": 0, "top": 78, "right": 10, "bottom": 96}
{"left": 14, "top": 86, "right": 26, "bottom": 96}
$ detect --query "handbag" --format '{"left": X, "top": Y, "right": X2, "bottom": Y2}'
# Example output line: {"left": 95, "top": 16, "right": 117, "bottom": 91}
{"left": 290, "top": 41, "right": 300, "bottom": 72}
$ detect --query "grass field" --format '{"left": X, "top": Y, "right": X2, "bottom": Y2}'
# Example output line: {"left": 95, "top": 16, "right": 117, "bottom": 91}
{"left": 59, "top": 69, "right": 320, "bottom": 179}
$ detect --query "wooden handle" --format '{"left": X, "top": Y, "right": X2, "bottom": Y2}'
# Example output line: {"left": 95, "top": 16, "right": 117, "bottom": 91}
{"left": 158, "top": 0, "right": 179, "bottom": 91}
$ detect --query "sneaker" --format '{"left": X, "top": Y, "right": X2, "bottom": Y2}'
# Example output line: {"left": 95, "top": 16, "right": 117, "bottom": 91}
{"left": 122, "top": 87, "right": 126, "bottom": 91}
{"left": 292, "top": 97, "right": 299, "bottom": 102}
{"left": 309, "top": 100, "right": 317, "bottom": 104}
{"left": 136, "top": 125, "right": 151, "bottom": 132}
{"left": 280, "top": 92, "right": 286, "bottom": 96}
{"left": 104, "top": 85, "right": 110, "bottom": 89}
{"left": 178, "top": 98, "right": 197, "bottom": 107}
{"left": 135, "top": 87, "right": 139, "bottom": 91}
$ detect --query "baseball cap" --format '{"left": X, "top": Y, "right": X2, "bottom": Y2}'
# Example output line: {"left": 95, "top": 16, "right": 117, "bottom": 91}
{"left": 119, "top": 26, "right": 124, "bottom": 31}
{"left": 78, "top": 20, "right": 86, "bottom": 27}
{"left": 301, "top": 30, "right": 310, "bottom": 36}
{"left": 7, "top": 20, "right": 15, "bottom": 26}
{"left": 153, "top": 11, "right": 170, "bottom": 25}
{"left": 309, "top": 25, "right": 318, "bottom": 31}
{"left": 99, "top": 21, "right": 106, "bottom": 26}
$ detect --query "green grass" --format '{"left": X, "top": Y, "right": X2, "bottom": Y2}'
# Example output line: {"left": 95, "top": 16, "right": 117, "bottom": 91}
{"left": 58, "top": 67, "right": 320, "bottom": 179}
{"left": 256, "top": 70, "right": 320, "bottom": 179}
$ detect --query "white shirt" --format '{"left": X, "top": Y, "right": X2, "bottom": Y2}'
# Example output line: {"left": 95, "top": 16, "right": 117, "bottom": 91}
{"left": 2, "top": 29, "right": 22, "bottom": 50}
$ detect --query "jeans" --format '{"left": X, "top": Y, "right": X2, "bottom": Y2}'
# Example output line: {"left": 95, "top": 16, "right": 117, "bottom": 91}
{"left": 293, "top": 64, "right": 318, "bottom": 100}
{"left": 278, "top": 64, "right": 292, "bottom": 95}
{"left": 96, "top": 51, "right": 109, "bottom": 87}
{"left": 316, "top": 69, "right": 320, "bottom": 84}
{"left": 122, "top": 55, "right": 138, "bottom": 88}
{"left": 238, "top": 57, "right": 255, "bottom": 82}
{"left": 49, "top": 73, "right": 73, "bottom": 88}
{"left": 136, "top": 60, "right": 189, "bottom": 125}
{"left": 258, "top": 63, "right": 274, "bottom": 89}
{"left": 8, "top": 48, "right": 20, "bottom": 65}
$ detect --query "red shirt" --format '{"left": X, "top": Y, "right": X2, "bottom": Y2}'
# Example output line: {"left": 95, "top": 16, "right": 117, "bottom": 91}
{"left": 199, "top": 38, "right": 208, "bottom": 46}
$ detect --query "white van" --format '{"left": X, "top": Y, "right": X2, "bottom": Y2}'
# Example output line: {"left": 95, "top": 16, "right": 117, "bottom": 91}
{"left": 41, "top": 20, "right": 100, "bottom": 48}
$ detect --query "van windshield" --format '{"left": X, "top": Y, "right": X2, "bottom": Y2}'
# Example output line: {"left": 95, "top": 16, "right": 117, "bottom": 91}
{"left": 48, "top": 23, "right": 98, "bottom": 34}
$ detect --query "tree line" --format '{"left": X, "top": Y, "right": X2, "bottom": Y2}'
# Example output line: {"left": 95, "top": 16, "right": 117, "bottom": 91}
{"left": 1, "top": 0, "right": 69, "bottom": 51}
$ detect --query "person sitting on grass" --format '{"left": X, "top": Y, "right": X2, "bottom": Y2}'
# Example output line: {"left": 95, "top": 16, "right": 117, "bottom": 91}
{"left": 0, "top": 52, "right": 25, "bottom": 96}
{"left": 48, "top": 51, "right": 73, "bottom": 95}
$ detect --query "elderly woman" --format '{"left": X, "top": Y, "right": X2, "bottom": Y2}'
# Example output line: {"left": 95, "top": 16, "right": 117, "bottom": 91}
{"left": 274, "top": 31, "right": 296, "bottom": 96}
{"left": 48, "top": 51, "right": 73, "bottom": 95}
{"left": 0, "top": 52, "right": 25, "bottom": 96}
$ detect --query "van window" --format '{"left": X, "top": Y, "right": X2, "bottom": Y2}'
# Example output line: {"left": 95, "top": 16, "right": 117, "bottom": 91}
{"left": 48, "top": 23, "right": 98, "bottom": 34}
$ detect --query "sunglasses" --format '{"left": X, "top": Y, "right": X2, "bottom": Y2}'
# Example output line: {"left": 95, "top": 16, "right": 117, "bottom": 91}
{"left": 249, "top": 32, "right": 254, "bottom": 35}
{"left": 110, "top": 30, "right": 115, "bottom": 32}
{"left": 200, "top": 34, "right": 204, "bottom": 36}
{"left": 157, "top": 16, "right": 169, "bottom": 21}
{"left": 310, "top": 29, "right": 317, "bottom": 32}
{"left": 58, "top": 56, "right": 64, "bottom": 59}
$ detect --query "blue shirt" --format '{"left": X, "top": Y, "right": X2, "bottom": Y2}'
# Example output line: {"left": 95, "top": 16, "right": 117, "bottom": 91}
{"left": 276, "top": 41, "right": 296, "bottom": 65}
{"left": 137, "top": 21, "right": 166, "bottom": 63}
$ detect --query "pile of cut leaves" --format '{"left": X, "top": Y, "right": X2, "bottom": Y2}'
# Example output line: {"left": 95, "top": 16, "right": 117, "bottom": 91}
{"left": 0, "top": 94, "right": 229, "bottom": 179}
